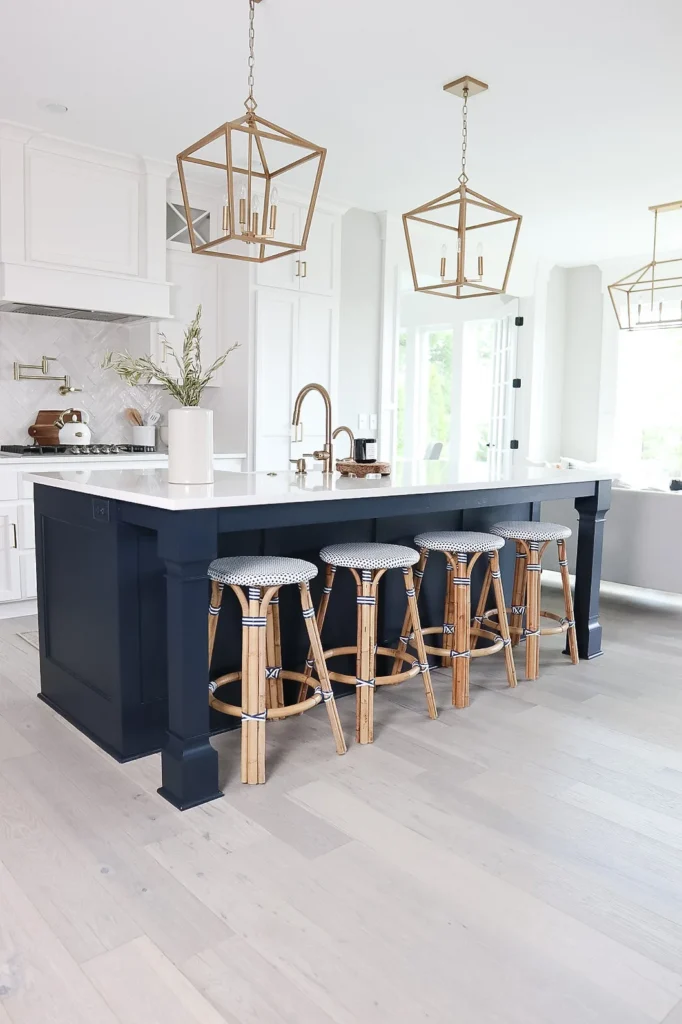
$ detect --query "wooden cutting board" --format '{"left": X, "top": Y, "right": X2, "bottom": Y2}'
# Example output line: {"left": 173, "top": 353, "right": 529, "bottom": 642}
{"left": 28, "top": 409, "right": 83, "bottom": 446}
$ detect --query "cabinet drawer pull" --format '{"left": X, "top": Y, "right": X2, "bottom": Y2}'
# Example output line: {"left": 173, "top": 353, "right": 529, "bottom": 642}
{"left": 11, "top": 523, "right": 18, "bottom": 549}
{"left": 295, "top": 260, "right": 301, "bottom": 277}
{"left": 301, "top": 261, "right": 307, "bottom": 278}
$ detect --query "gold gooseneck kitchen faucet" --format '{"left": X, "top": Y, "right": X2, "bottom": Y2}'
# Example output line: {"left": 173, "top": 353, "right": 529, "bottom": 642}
{"left": 291, "top": 383, "right": 355, "bottom": 474}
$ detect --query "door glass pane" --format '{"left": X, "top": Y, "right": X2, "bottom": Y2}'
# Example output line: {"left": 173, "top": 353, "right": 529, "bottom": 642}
{"left": 421, "top": 329, "right": 448, "bottom": 458}
{"left": 419, "top": 329, "right": 453, "bottom": 459}
{"left": 396, "top": 331, "right": 408, "bottom": 458}
{"left": 459, "top": 320, "right": 496, "bottom": 469}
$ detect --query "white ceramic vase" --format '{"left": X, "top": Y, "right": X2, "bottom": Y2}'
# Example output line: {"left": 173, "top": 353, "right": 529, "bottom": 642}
{"left": 167, "top": 407, "right": 214, "bottom": 484}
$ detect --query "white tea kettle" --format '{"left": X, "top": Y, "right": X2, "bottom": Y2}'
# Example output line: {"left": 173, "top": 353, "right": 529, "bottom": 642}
{"left": 54, "top": 409, "right": 92, "bottom": 446}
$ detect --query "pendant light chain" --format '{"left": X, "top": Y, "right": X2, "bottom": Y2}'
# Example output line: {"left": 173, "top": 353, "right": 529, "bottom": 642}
{"left": 245, "top": 0, "right": 257, "bottom": 115}
{"left": 458, "top": 85, "right": 469, "bottom": 184}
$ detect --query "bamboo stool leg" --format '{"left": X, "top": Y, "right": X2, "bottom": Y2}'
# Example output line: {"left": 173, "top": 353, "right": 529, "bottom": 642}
{"left": 298, "top": 564, "right": 336, "bottom": 702}
{"left": 558, "top": 539, "right": 579, "bottom": 665}
{"left": 489, "top": 551, "right": 517, "bottom": 688}
{"left": 525, "top": 543, "right": 541, "bottom": 681}
{"left": 510, "top": 544, "right": 527, "bottom": 646}
{"left": 441, "top": 560, "right": 454, "bottom": 666}
{"left": 299, "top": 582, "right": 346, "bottom": 754}
{"left": 470, "top": 563, "right": 492, "bottom": 651}
{"left": 355, "top": 570, "right": 377, "bottom": 744}
{"left": 265, "top": 592, "right": 284, "bottom": 709}
{"left": 403, "top": 567, "right": 437, "bottom": 719}
{"left": 451, "top": 553, "right": 471, "bottom": 708}
{"left": 208, "top": 580, "right": 224, "bottom": 668}
{"left": 391, "top": 549, "right": 428, "bottom": 674}
{"left": 240, "top": 585, "right": 267, "bottom": 784}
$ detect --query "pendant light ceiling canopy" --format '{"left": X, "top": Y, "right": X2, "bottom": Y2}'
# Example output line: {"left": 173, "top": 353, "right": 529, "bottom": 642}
{"left": 403, "top": 76, "right": 522, "bottom": 300}
{"left": 609, "top": 201, "right": 682, "bottom": 331}
{"left": 176, "top": 0, "right": 326, "bottom": 263}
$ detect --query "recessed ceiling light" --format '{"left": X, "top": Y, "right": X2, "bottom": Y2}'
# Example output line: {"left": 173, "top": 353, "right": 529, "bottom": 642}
{"left": 38, "top": 100, "right": 68, "bottom": 114}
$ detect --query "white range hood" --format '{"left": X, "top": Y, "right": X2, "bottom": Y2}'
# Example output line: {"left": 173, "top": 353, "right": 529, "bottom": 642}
{"left": 0, "top": 123, "right": 172, "bottom": 323}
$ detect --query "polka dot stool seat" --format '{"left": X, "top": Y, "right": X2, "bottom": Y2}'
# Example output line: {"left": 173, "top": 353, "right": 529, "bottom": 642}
{"left": 474, "top": 521, "right": 578, "bottom": 680}
{"left": 393, "top": 532, "right": 517, "bottom": 709}
{"left": 207, "top": 555, "right": 346, "bottom": 785}
{"left": 300, "top": 542, "right": 437, "bottom": 745}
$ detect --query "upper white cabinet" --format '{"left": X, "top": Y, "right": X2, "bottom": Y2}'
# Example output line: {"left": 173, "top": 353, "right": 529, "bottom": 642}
{"left": 255, "top": 206, "right": 338, "bottom": 296}
{"left": 25, "top": 149, "right": 140, "bottom": 275}
{"left": 0, "top": 122, "right": 171, "bottom": 319}
{"left": 300, "top": 211, "right": 337, "bottom": 296}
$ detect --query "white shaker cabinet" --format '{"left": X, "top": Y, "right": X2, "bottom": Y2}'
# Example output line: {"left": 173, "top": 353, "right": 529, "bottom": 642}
{"left": 0, "top": 506, "right": 21, "bottom": 604}
{"left": 254, "top": 201, "right": 303, "bottom": 292}
{"left": 253, "top": 289, "right": 298, "bottom": 472}
{"left": 299, "top": 211, "right": 337, "bottom": 296}
{"left": 255, "top": 206, "right": 338, "bottom": 297}
{"left": 253, "top": 288, "right": 337, "bottom": 471}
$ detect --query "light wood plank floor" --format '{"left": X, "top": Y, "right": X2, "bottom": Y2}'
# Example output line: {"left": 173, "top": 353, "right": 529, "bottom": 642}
{"left": 1, "top": 588, "right": 682, "bottom": 1023}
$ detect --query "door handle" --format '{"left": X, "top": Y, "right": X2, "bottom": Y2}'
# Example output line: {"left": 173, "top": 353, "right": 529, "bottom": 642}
{"left": 11, "top": 523, "right": 18, "bottom": 549}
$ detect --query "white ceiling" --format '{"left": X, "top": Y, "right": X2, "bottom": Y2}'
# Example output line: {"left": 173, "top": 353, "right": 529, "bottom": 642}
{"left": 3, "top": 0, "right": 682, "bottom": 265}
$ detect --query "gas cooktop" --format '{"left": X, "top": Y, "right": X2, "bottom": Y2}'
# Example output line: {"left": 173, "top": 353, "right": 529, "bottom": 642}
{"left": 0, "top": 444, "right": 157, "bottom": 456}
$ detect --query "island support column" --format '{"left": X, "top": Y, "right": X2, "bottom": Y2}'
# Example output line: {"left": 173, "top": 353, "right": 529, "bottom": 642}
{"left": 571, "top": 479, "right": 611, "bottom": 660}
{"left": 157, "top": 509, "right": 222, "bottom": 809}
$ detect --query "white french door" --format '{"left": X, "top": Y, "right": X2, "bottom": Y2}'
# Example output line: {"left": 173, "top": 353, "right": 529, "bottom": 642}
{"left": 394, "top": 304, "right": 519, "bottom": 472}
{"left": 459, "top": 313, "right": 519, "bottom": 474}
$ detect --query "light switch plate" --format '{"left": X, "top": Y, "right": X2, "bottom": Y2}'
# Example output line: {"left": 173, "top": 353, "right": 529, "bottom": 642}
{"left": 358, "top": 413, "right": 369, "bottom": 432}
{"left": 369, "top": 413, "right": 378, "bottom": 430}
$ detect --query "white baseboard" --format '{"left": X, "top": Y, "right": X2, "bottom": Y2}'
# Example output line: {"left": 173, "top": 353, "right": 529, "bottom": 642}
{"left": 0, "top": 599, "right": 38, "bottom": 620}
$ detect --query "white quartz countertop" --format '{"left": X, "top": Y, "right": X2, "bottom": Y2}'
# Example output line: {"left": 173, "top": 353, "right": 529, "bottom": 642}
{"left": 27, "top": 462, "right": 612, "bottom": 512}
{"left": 0, "top": 452, "right": 245, "bottom": 466}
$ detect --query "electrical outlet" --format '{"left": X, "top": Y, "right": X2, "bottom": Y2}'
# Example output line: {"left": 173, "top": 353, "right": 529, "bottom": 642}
{"left": 369, "top": 413, "right": 378, "bottom": 431}
{"left": 358, "top": 413, "right": 369, "bottom": 432}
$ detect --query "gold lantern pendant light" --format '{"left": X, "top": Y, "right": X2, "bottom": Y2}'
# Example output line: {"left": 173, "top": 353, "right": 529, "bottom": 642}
{"left": 176, "top": 0, "right": 326, "bottom": 263}
{"left": 609, "top": 201, "right": 682, "bottom": 330}
{"left": 403, "top": 76, "right": 522, "bottom": 299}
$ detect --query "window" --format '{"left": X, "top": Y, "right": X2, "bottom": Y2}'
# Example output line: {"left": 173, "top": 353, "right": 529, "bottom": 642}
{"left": 614, "top": 328, "right": 682, "bottom": 484}
{"left": 396, "top": 332, "right": 408, "bottom": 458}
{"left": 422, "top": 329, "right": 453, "bottom": 459}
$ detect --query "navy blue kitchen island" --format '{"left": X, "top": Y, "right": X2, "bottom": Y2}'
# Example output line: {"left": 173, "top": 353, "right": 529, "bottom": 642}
{"left": 31, "top": 463, "right": 611, "bottom": 810}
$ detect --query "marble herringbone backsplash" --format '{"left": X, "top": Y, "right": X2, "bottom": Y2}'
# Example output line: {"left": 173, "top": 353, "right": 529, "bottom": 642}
{"left": 0, "top": 312, "right": 224, "bottom": 445}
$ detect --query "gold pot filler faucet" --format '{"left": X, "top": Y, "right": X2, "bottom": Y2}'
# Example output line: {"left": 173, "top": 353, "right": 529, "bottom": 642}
{"left": 291, "top": 382, "right": 355, "bottom": 474}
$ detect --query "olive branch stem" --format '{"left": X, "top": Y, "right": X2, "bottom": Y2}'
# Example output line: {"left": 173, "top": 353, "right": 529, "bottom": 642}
{"left": 102, "top": 305, "right": 239, "bottom": 407}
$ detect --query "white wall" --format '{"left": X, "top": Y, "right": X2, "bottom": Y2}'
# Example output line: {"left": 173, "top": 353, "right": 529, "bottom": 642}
{"left": 337, "top": 208, "right": 382, "bottom": 435}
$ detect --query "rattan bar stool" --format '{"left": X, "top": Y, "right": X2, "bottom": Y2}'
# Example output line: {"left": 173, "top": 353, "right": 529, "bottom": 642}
{"left": 299, "top": 542, "right": 437, "bottom": 745}
{"left": 392, "top": 532, "right": 517, "bottom": 709}
{"left": 207, "top": 555, "right": 346, "bottom": 784}
{"left": 475, "top": 521, "right": 578, "bottom": 680}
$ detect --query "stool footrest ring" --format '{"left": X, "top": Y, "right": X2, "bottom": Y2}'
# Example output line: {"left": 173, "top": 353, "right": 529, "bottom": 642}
{"left": 413, "top": 624, "right": 505, "bottom": 659}
{"left": 209, "top": 669, "right": 329, "bottom": 720}
{"left": 482, "top": 607, "right": 570, "bottom": 637}
{"left": 324, "top": 645, "right": 424, "bottom": 687}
